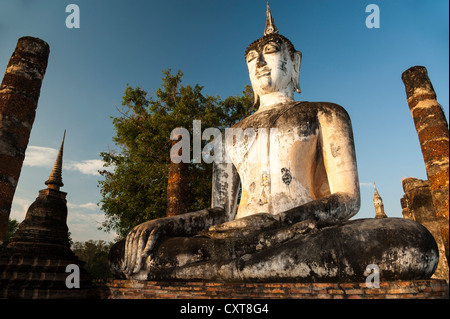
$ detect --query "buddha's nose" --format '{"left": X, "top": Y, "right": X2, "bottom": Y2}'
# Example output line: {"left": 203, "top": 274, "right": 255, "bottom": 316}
{"left": 256, "top": 52, "right": 267, "bottom": 68}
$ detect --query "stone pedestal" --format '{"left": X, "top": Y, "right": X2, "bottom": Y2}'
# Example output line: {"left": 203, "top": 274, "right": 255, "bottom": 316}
{"left": 98, "top": 279, "right": 448, "bottom": 299}
{"left": 0, "top": 256, "right": 93, "bottom": 299}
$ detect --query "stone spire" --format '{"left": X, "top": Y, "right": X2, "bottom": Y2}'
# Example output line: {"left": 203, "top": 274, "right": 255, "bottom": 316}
{"left": 373, "top": 182, "right": 387, "bottom": 218}
{"left": 45, "top": 130, "right": 65, "bottom": 191}
{"left": 1, "top": 130, "right": 93, "bottom": 298}
{"left": 5, "top": 131, "right": 71, "bottom": 259}
{"left": 264, "top": 2, "right": 279, "bottom": 35}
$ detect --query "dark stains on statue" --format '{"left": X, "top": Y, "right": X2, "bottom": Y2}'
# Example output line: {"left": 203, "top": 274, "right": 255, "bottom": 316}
{"left": 330, "top": 143, "right": 341, "bottom": 158}
{"left": 232, "top": 102, "right": 352, "bottom": 144}
{"left": 281, "top": 168, "right": 292, "bottom": 185}
{"left": 136, "top": 218, "right": 438, "bottom": 283}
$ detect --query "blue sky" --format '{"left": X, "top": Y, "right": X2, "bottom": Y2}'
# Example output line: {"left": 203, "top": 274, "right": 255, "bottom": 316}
{"left": 1, "top": 0, "right": 448, "bottom": 243}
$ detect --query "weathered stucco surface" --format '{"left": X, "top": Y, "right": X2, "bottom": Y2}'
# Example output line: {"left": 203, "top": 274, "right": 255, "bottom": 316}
{"left": 0, "top": 37, "right": 49, "bottom": 243}
{"left": 112, "top": 6, "right": 439, "bottom": 283}
{"left": 111, "top": 218, "right": 438, "bottom": 282}
{"left": 402, "top": 66, "right": 449, "bottom": 263}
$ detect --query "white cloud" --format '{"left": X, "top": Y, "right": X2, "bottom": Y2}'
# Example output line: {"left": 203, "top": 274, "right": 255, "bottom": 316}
{"left": 66, "top": 159, "right": 105, "bottom": 176}
{"left": 66, "top": 202, "right": 117, "bottom": 242}
{"left": 23, "top": 145, "right": 109, "bottom": 176}
{"left": 10, "top": 197, "right": 31, "bottom": 222}
{"left": 79, "top": 202, "right": 99, "bottom": 210}
{"left": 67, "top": 202, "right": 98, "bottom": 211}
{"left": 360, "top": 182, "right": 375, "bottom": 188}
{"left": 23, "top": 146, "right": 58, "bottom": 167}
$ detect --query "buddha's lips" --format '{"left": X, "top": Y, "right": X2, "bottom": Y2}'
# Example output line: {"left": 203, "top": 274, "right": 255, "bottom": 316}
{"left": 256, "top": 68, "right": 271, "bottom": 78}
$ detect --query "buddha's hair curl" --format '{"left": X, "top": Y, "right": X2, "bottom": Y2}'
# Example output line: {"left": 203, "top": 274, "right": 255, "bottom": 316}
{"left": 245, "top": 33, "right": 298, "bottom": 61}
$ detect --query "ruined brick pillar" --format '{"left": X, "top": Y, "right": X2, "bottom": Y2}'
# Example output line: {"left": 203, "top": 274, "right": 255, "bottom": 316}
{"left": 401, "top": 178, "right": 449, "bottom": 281}
{"left": 166, "top": 137, "right": 189, "bottom": 217}
{"left": 0, "top": 37, "right": 50, "bottom": 243}
{"left": 402, "top": 66, "right": 449, "bottom": 264}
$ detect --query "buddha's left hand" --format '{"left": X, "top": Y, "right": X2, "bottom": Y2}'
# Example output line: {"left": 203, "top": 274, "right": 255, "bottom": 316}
{"left": 208, "top": 213, "right": 280, "bottom": 233}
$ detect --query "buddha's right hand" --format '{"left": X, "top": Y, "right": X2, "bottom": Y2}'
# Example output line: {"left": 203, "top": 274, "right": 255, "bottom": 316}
{"left": 122, "top": 219, "right": 167, "bottom": 275}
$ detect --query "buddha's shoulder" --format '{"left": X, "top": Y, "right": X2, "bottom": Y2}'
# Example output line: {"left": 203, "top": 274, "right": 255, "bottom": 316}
{"left": 232, "top": 101, "right": 351, "bottom": 129}
{"left": 290, "top": 101, "right": 350, "bottom": 118}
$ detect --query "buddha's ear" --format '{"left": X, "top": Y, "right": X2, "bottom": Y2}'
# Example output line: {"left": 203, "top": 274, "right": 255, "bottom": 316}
{"left": 292, "top": 51, "right": 302, "bottom": 94}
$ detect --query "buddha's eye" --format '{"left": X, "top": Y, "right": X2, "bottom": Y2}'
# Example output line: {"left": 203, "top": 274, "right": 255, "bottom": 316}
{"left": 247, "top": 51, "right": 258, "bottom": 63}
{"left": 263, "top": 42, "right": 280, "bottom": 54}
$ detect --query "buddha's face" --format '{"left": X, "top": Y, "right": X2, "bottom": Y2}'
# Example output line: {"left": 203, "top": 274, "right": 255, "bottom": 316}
{"left": 246, "top": 40, "right": 295, "bottom": 98}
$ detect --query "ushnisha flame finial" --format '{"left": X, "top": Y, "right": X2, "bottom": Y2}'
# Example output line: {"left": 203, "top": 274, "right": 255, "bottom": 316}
{"left": 245, "top": 3, "right": 297, "bottom": 60}
{"left": 264, "top": 2, "right": 279, "bottom": 36}
{"left": 45, "top": 130, "right": 66, "bottom": 191}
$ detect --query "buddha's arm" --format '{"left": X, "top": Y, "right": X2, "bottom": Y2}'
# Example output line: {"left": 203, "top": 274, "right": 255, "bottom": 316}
{"left": 123, "top": 162, "right": 239, "bottom": 275}
{"left": 211, "top": 161, "right": 240, "bottom": 222}
{"left": 123, "top": 207, "right": 228, "bottom": 274}
{"left": 279, "top": 104, "right": 361, "bottom": 225}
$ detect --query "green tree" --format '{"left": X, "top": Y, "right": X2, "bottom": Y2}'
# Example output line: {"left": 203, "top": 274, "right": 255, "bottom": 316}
{"left": 0, "top": 218, "right": 19, "bottom": 248}
{"left": 72, "top": 240, "right": 114, "bottom": 280}
{"left": 99, "top": 69, "right": 254, "bottom": 238}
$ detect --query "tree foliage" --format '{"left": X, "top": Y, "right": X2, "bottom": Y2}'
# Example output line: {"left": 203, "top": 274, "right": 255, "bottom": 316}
{"left": 99, "top": 69, "right": 254, "bottom": 238}
{"left": 72, "top": 240, "right": 114, "bottom": 280}
{"left": 0, "top": 219, "right": 19, "bottom": 249}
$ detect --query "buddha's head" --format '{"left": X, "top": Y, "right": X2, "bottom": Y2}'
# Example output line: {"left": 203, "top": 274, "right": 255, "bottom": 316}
{"left": 245, "top": 3, "right": 302, "bottom": 106}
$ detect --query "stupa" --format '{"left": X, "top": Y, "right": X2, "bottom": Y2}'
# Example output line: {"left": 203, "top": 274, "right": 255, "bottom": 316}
{"left": 0, "top": 132, "right": 93, "bottom": 298}
{"left": 373, "top": 183, "right": 387, "bottom": 218}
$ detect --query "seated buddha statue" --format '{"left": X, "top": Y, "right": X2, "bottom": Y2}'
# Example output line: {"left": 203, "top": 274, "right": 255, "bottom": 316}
{"left": 110, "top": 4, "right": 438, "bottom": 282}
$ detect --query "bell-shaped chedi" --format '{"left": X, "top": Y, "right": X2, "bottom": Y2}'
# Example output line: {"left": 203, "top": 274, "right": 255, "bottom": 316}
{"left": 5, "top": 131, "right": 73, "bottom": 259}
{"left": 0, "top": 132, "right": 93, "bottom": 298}
{"left": 373, "top": 182, "right": 387, "bottom": 218}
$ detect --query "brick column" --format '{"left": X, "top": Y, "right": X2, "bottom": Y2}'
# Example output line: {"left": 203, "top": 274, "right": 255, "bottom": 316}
{"left": 401, "top": 66, "right": 449, "bottom": 264}
{"left": 166, "top": 137, "right": 189, "bottom": 217}
{"left": 0, "top": 37, "right": 50, "bottom": 243}
{"left": 401, "top": 178, "right": 449, "bottom": 281}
